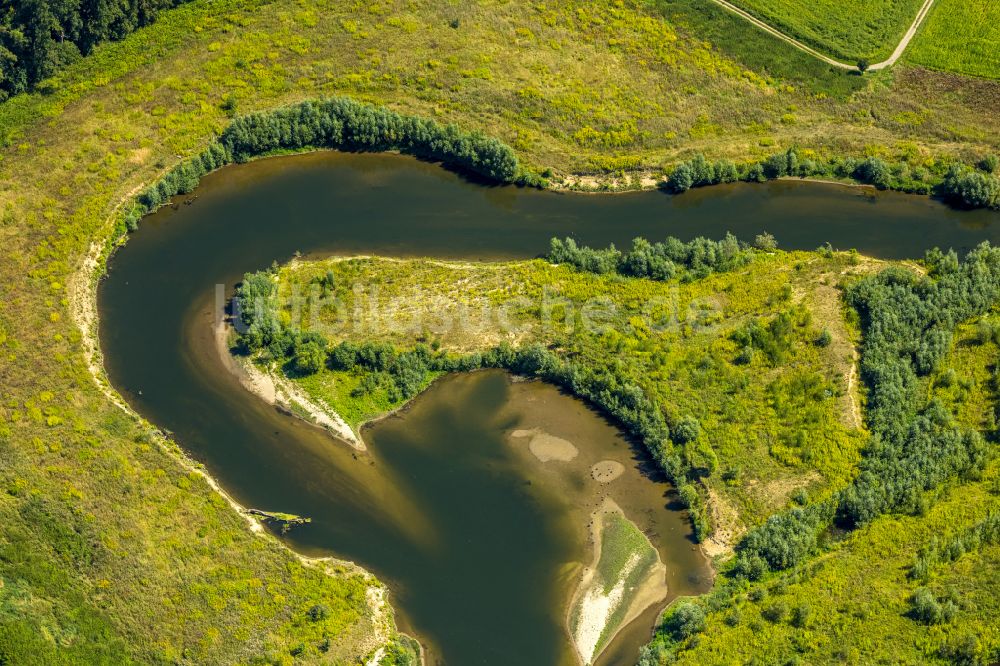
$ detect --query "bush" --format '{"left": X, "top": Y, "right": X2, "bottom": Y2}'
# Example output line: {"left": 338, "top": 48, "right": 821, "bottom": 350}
{"left": 940, "top": 165, "right": 1000, "bottom": 209}
{"left": 673, "top": 416, "right": 701, "bottom": 443}
{"left": 978, "top": 154, "right": 999, "bottom": 174}
{"left": 549, "top": 234, "right": 751, "bottom": 282}
{"left": 762, "top": 601, "right": 788, "bottom": 623}
{"left": 855, "top": 157, "right": 891, "bottom": 189}
{"left": 736, "top": 506, "right": 824, "bottom": 571}
{"left": 668, "top": 163, "right": 695, "bottom": 193}
{"left": 662, "top": 601, "right": 706, "bottom": 640}
{"left": 754, "top": 232, "right": 778, "bottom": 251}
{"left": 790, "top": 603, "right": 811, "bottom": 628}
{"left": 910, "top": 587, "right": 944, "bottom": 624}
{"left": 293, "top": 340, "right": 326, "bottom": 375}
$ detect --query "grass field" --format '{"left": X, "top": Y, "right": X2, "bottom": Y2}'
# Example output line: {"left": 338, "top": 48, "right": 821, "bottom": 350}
{"left": 727, "top": 0, "right": 926, "bottom": 62}
{"left": 906, "top": 0, "right": 1000, "bottom": 79}
{"left": 0, "top": 0, "right": 998, "bottom": 661}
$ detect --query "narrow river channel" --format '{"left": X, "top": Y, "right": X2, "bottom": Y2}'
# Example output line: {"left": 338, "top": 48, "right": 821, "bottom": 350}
{"left": 99, "top": 151, "right": 1000, "bottom": 665}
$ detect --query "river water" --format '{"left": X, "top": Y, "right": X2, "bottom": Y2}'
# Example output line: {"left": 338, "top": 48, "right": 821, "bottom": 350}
{"left": 99, "top": 151, "right": 1000, "bottom": 665}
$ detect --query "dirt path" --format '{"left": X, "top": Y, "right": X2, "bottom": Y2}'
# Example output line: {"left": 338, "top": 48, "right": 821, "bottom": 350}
{"left": 705, "top": 0, "right": 936, "bottom": 71}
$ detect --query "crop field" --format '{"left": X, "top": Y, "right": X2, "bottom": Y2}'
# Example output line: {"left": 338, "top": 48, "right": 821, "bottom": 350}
{"left": 727, "top": 0, "right": 927, "bottom": 62}
{"left": 906, "top": 0, "right": 1000, "bottom": 79}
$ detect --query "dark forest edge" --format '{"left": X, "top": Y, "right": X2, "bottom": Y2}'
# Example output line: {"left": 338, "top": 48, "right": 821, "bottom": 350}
{"left": 0, "top": 0, "right": 195, "bottom": 100}
{"left": 232, "top": 236, "right": 999, "bottom": 664}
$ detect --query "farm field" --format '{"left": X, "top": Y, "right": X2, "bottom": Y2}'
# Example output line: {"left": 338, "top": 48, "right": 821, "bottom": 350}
{"left": 906, "top": 0, "right": 1000, "bottom": 79}
{"left": 726, "top": 0, "right": 926, "bottom": 62}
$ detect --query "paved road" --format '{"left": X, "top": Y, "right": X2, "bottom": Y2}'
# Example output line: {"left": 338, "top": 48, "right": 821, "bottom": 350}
{"left": 706, "top": 0, "right": 936, "bottom": 71}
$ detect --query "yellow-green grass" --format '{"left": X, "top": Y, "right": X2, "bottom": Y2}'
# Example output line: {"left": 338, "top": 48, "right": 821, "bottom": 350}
{"left": 674, "top": 320, "right": 1000, "bottom": 664}
{"left": 906, "top": 0, "right": 1000, "bottom": 79}
{"left": 727, "top": 0, "right": 926, "bottom": 62}
{"left": 0, "top": 0, "right": 998, "bottom": 660}
{"left": 296, "top": 368, "right": 444, "bottom": 432}
{"left": 272, "top": 252, "right": 868, "bottom": 537}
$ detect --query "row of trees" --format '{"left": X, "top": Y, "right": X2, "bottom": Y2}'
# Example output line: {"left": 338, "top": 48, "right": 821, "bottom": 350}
{"left": 219, "top": 97, "right": 520, "bottom": 182}
{"left": 665, "top": 150, "right": 1000, "bottom": 209}
{"left": 733, "top": 243, "right": 1000, "bottom": 575}
{"left": 0, "top": 0, "right": 192, "bottom": 100}
{"left": 547, "top": 233, "right": 751, "bottom": 282}
{"left": 123, "top": 97, "right": 522, "bottom": 234}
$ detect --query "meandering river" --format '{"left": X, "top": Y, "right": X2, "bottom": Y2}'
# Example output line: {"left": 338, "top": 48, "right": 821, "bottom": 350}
{"left": 99, "top": 151, "right": 1000, "bottom": 665}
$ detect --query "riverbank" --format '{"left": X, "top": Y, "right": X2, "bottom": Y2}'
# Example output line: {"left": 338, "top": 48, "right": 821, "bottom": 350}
{"left": 84, "top": 147, "right": 1000, "bottom": 664}
{"left": 66, "top": 227, "right": 404, "bottom": 664}
{"left": 214, "top": 319, "right": 364, "bottom": 449}
{"left": 3, "top": 0, "right": 997, "bottom": 659}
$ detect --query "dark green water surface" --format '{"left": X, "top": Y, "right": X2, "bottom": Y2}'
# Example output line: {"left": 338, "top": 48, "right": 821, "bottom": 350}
{"left": 99, "top": 152, "right": 1000, "bottom": 665}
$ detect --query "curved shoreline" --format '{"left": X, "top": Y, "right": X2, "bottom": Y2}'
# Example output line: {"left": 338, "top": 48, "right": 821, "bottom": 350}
{"left": 72, "top": 145, "right": 986, "bottom": 666}
{"left": 68, "top": 191, "right": 401, "bottom": 666}
{"left": 213, "top": 319, "right": 364, "bottom": 450}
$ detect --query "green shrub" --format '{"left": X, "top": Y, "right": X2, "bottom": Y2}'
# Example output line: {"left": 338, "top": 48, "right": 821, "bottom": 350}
{"left": 662, "top": 601, "right": 706, "bottom": 641}
{"left": 940, "top": 165, "right": 1000, "bottom": 209}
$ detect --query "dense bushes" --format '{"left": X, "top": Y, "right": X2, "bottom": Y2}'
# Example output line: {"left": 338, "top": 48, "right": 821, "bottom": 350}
{"left": 547, "top": 233, "right": 751, "bottom": 281}
{"left": 909, "top": 587, "right": 958, "bottom": 625}
{"left": 734, "top": 243, "right": 1000, "bottom": 575}
{"left": 910, "top": 512, "right": 1000, "bottom": 583}
{"left": 940, "top": 164, "right": 1000, "bottom": 209}
{"left": 219, "top": 97, "right": 520, "bottom": 182}
{"left": 734, "top": 504, "right": 830, "bottom": 573}
{"left": 0, "top": 0, "right": 193, "bottom": 100}
{"left": 664, "top": 150, "right": 1000, "bottom": 208}
{"left": 123, "top": 98, "right": 522, "bottom": 236}
{"left": 660, "top": 600, "right": 706, "bottom": 641}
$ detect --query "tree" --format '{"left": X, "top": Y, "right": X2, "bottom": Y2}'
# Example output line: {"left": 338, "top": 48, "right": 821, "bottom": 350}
{"left": 857, "top": 59, "right": 870, "bottom": 74}
{"left": 940, "top": 164, "right": 999, "bottom": 209}
{"left": 673, "top": 415, "right": 701, "bottom": 443}
{"left": 856, "top": 157, "right": 891, "bottom": 189}
{"left": 293, "top": 341, "right": 326, "bottom": 375}
{"left": 667, "top": 162, "right": 695, "bottom": 193}
{"left": 910, "top": 587, "right": 942, "bottom": 624}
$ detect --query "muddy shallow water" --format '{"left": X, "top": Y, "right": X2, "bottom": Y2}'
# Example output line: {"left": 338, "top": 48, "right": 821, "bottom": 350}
{"left": 99, "top": 151, "right": 1000, "bottom": 665}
